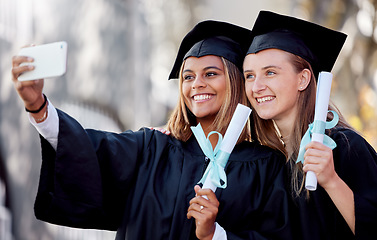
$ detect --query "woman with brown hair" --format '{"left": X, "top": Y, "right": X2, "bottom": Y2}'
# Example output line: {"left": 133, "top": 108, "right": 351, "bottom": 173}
{"left": 243, "top": 10, "right": 377, "bottom": 240}
{"left": 12, "top": 20, "right": 291, "bottom": 239}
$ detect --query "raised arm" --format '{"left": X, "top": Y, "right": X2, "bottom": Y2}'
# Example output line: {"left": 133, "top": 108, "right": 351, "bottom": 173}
{"left": 12, "top": 52, "right": 47, "bottom": 123}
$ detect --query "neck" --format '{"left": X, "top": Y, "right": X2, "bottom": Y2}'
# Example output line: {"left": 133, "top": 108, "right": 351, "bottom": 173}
{"left": 274, "top": 120, "right": 292, "bottom": 138}
{"left": 273, "top": 118, "right": 294, "bottom": 153}
{"left": 197, "top": 118, "right": 219, "bottom": 150}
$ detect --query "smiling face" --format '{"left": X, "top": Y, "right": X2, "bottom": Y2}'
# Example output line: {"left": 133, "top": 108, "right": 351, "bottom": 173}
{"left": 243, "top": 48, "right": 307, "bottom": 124}
{"left": 182, "top": 55, "right": 227, "bottom": 125}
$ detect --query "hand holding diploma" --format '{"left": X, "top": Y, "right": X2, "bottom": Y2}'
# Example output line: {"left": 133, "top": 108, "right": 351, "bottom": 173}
{"left": 297, "top": 72, "right": 338, "bottom": 191}
{"left": 191, "top": 104, "right": 251, "bottom": 195}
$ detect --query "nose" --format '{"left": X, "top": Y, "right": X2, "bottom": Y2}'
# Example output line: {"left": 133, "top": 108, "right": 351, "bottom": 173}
{"left": 251, "top": 76, "right": 267, "bottom": 93}
{"left": 192, "top": 75, "right": 206, "bottom": 89}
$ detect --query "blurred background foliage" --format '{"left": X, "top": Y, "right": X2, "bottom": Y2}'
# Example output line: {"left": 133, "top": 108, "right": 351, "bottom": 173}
{"left": 0, "top": 0, "right": 376, "bottom": 239}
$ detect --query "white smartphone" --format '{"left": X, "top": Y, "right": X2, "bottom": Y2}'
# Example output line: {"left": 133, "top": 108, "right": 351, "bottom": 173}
{"left": 18, "top": 41, "right": 68, "bottom": 81}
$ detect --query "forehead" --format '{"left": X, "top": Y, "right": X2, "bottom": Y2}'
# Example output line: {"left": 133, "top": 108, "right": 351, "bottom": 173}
{"left": 183, "top": 55, "right": 224, "bottom": 70}
{"left": 244, "top": 49, "right": 291, "bottom": 68}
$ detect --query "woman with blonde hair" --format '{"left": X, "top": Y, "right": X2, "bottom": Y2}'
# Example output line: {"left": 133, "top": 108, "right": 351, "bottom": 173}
{"left": 244, "top": 10, "right": 377, "bottom": 240}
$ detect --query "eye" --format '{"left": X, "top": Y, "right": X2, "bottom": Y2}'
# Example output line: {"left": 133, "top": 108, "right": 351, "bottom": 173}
{"left": 183, "top": 74, "right": 194, "bottom": 81}
{"left": 205, "top": 71, "right": 217, "bottom": 77}
{"left": 266, "top": 70, "right": 276, "bottom": 76}
{"left": 245, "top": 73, "right": 255, "bottom": 81}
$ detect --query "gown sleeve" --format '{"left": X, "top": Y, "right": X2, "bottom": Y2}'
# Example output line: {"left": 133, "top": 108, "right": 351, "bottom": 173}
{"left": 331, "top": 128, "right": 377, "bottom": 239}
{"left": 34, "top": 109, "right": 151, "bottom": 230}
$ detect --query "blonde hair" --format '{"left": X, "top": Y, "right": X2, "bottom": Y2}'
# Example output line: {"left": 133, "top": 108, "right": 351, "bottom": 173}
{"left": 250, "top": 52, "right": 352, "bottom": 197}
{"left": 166, "top": 56, "right": 250, "bottom": 143}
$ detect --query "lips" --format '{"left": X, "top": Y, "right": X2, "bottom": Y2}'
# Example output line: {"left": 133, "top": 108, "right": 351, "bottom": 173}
{"left": 193, "top": 94, "right": 214, "bottom": 102}
{"left": 256, "top": 96, "right": 275, "bottom": 103}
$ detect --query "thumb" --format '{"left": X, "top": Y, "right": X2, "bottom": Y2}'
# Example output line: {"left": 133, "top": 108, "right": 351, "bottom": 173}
{"left": 194, "top": 185, "right": 202, "bottom": 195}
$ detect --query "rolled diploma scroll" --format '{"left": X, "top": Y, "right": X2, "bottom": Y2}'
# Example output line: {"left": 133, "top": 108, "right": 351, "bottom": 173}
{"left": 202, "top": 103, "right": 251, "bottom": 195}
{"left": 305, "top": 71, "right": 333, "bottom": 191}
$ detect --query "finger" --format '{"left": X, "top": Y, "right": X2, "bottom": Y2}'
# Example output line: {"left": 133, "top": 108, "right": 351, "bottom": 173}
{"left": 189, "top": 196, "right": 219, "bottom": 217}
{"left": 12, "top": 65, "right": 35, "bottom": 81}
{"left": 158, "top": 128, "right": 170, "bottom": 135}
{"left": 194, "top": 185, "right": 201, "bottom": 195}
{"left": 303, "top": 153, "right": 323, "bottom": 164}
{"left": 189, "top": 195, "right": 206, "bottom": 206}
{"left": 13, "top": 80, "right": 43, "bottom": 95}
{"left": 304, "top": 147, "right": 332, "bottom": 164}
{"left": 304, "top": 147, "right": 324, "bottom": 157}
{"left": 191, "top": 186, "right": 210, "bottom": 204}
{"left": 304, "top": 147, "right": 332, "bottom": 161}
{"left": 187, "top": 203, "right": 206, "bottom": 219}
{"left": 195, "top": 187, "right": 219, "bottom": 206}
{"left": 305, "top": 141, "right": 331, "bottom": 152}
{"left": 187, "top": 204, "right": 211, "bottom": 218}
{"left": 187, "top": 202, "right": 202, "bottom": 212}
{"left": 152, "top": 127, "right": 171, "bottom": 135}
{"left": 12, "top": 55, "right": 34, "bottom": 81}
{"left": 188, "top": 204, "right": 205, "bottom": 214}
{"left": 189, "top": 194, "right": 215, "bottom": 213}
{"left": 187, "top": 208, "right": 202, "bottom": 220}
{"left": 199, "top": 204, "right": 205, "bottom": 213}
{"left": 303, "top": 161, "right": 326, "bottom": 174}
{"left": 200, "top": 189, "right": 216, "bottom": 198}
{"left": 195, "top": 185, "right": 216, "bottom": 198}
{"left": 12, "top": 55, "right": 34, "bottom": 67}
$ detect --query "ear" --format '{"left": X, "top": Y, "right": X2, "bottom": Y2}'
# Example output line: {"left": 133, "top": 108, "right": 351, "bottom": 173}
{"left": 298, "top": 69, "right": 311, "bottom": 91}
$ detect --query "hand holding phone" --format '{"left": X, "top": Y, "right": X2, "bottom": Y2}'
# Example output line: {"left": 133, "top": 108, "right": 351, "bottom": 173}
{"left": 18, "top": 41, "right": 68, "bottom": 81}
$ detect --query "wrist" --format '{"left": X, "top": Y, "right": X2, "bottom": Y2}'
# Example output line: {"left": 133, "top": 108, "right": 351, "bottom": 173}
{"left": 322, "top": 173, "right": 342, "bottom": 191}
{"left": 201, "top": 224, "right": 216, "bottom": 240}
{"left": 33, "top": 107, "right": 48, "bottom": 123}
{"left": 201, "top": 234, "right": 214, "bottom": 240}
{"left": 25, "top": 94, "right": 47, "bottom": 113}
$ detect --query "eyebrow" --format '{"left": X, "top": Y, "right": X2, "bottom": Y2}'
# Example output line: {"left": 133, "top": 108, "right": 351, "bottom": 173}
{"left": 244, "top": 65, "right": 282, "bottom": 73}
{"left": 262, "top": 65, "right": 282, "bottom": 70}
{"left": 203, "top": 66, "right": 223, "bottom": 71}
{"left": 183, "top": 65, "right": 223, "bottom": 74}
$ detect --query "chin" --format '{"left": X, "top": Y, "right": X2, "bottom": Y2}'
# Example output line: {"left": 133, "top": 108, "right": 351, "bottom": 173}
{"left": 255, "top": 111, "right": 275, "bottom": 120}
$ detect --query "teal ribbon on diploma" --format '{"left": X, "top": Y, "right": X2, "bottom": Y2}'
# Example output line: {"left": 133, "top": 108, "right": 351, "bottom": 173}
{"left": 296, "top": 111, "right": 339, "bottom": 164}
{"left": 191, "top": 124, "right": 230, "bottom": 188}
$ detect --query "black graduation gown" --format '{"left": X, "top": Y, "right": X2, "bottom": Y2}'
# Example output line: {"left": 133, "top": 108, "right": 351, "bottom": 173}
{"left": 34, "top": 109, "right": 292, "bottom": 240}
{"left": 290, "top": 127, "right": 377, "bottom": 240}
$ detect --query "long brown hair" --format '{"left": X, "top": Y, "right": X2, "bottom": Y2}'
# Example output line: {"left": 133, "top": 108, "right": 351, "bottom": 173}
{"left": 250, "top": 52, "right": 352, "bottom": 197}
{"left": 166, "top": 56, "right": 250, "bottom": 143}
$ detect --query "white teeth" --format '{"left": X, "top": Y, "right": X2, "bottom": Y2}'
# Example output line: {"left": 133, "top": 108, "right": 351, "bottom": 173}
{"left": 257, "top": 96, "right": 274, "bottom": 103}
{"left": 193, "top": 94, "right": 211, "bottom": 101}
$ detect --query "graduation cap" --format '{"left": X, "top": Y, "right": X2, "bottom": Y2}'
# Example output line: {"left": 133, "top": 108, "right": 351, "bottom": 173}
{"left": 247, "top": 11, "right": 347, "bottom": 78}
{"left": 169, "top": 20, "right": 253, "bottom": 80}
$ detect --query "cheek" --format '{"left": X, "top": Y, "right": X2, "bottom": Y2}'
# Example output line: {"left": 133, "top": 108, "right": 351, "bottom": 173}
{"left": 181, "top": 83, "right": 190, "bottom": 98}
{"left": 245, "top": 82, "right": 254, "bottom": 100}
{"left": 218, "top": 83, "right": 227, "bottom": 100}
{"left": 181, "top": 84, "right": 192, "bottom": 108}
{"left": 283, "top": 82, "right": 300, "bottom": 100}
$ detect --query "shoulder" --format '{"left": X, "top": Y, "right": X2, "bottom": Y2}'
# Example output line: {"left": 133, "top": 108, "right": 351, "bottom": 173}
{"left": 329, "top": 127, "right": 373, "bottom": 150}
{"left": 137, "top": 127, "right": 185, "bottom": 150}
{"left": 330, "top": 127, "right": 377, "bottom": 161}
